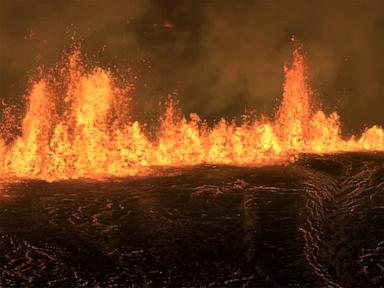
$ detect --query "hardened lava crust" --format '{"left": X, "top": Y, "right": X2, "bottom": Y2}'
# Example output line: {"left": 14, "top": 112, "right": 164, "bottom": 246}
{"left": 1, "top": 152, "right": 383, "bottom": 287}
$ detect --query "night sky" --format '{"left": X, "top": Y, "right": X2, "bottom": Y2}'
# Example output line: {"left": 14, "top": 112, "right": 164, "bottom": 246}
{"left": 1, "top": 0, "right": 384, "bottom": 134}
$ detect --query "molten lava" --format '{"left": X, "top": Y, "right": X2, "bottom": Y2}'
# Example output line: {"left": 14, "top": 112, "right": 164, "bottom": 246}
{"left": 0, "top": 48, "right": 383, "bottom": 181}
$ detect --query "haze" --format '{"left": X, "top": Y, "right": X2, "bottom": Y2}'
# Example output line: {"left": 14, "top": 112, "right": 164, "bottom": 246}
{"left": 1, "top": 0, "right": 384, "bottom": 134}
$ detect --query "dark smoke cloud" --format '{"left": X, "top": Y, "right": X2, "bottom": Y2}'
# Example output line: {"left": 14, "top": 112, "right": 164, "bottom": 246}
{"left": 1, "top": 0, "right": 383, "bottom": 134}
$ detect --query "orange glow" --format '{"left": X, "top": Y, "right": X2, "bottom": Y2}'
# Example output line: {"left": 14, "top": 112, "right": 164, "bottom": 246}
{"left": 0, "top": 48, "right": 383, "bottom": 181}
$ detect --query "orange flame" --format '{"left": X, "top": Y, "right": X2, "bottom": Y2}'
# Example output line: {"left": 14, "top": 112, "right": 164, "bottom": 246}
{"left": 0, "top": 48, "right": 383, "bottom": 181}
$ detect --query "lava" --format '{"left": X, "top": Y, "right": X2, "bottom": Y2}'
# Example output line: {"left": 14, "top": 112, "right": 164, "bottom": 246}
{"left": 0, "top": 48, "right": 383, "bottom": 181}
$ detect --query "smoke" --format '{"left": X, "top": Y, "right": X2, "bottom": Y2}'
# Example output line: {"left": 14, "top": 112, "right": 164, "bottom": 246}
{"left": 1, "top": 0, "right": 383, "bottom": 134}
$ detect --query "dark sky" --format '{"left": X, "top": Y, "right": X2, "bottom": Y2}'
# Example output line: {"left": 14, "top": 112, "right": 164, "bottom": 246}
{"left": 1, "top": 0, "right": 384, "bottom": 134}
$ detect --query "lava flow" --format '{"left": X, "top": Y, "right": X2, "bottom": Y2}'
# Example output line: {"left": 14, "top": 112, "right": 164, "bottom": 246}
{"left": 0, "top": 48, "right": 383, "bottom": 181}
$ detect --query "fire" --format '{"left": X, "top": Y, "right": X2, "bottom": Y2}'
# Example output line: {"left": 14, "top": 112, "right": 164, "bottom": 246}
{"left": 0, "top": 48, "right": 383, "bottom": 181}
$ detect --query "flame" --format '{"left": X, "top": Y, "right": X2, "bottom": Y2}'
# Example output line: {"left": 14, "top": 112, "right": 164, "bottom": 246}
{"left": 0, "top": 48, "right": 383, "bottom": 181}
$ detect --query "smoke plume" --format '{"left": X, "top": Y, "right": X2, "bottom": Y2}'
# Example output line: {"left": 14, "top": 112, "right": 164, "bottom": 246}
{"left": 1, "top": 0, "right": 383, "bottom": 134}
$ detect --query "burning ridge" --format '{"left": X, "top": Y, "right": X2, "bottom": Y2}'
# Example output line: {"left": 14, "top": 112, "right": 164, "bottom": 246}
{"left": 0, "top": 48, "right": 383, "bottom": 181}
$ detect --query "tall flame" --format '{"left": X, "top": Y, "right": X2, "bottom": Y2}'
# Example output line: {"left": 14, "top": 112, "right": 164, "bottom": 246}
{"left": 0, "top": 48, "right": 383, "bottom": 181}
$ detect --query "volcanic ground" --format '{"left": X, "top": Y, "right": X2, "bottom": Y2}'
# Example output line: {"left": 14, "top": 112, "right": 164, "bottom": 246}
{"left": 0, "top": 152, "right": 383, "bottom": 287}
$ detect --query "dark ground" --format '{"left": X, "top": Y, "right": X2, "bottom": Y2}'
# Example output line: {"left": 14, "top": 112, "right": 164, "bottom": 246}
{"left": 0, "top": 152, "right": 383, "bottom": 287}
